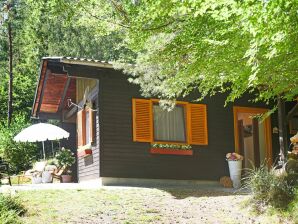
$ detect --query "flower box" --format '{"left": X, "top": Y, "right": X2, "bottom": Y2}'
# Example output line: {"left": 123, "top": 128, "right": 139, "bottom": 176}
{"left": 77, "top": 149, "right": 92, "bottom": 157}
{"left": 150, "top": 148, "right": 193, "bottom": 156}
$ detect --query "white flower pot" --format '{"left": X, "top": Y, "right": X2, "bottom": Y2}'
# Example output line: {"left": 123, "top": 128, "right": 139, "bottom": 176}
{"left": 228, "top": 160, "right": 242, "bottom": 188}
{"left": 42, "top": 171, "right": 53, "bottom": 183}
{"left": 32, "top": 176, "right": 42, "bottom": 184}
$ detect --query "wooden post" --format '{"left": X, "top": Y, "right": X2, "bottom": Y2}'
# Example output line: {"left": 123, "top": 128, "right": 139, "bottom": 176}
{"left": 277, "top": 96, "right": 288, "bottom": 165}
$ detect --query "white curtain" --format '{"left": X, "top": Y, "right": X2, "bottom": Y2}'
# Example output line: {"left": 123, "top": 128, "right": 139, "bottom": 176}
{"left": 153, "top": 105, "right": 186, "bottom": 142}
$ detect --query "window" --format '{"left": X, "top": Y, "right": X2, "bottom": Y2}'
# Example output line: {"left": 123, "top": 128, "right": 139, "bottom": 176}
{"left": 153, "top": 104, "right": 186, "bottom": 142}
{"left": 77, "top": 107, "right": 94, "bottom": 147}
{"left": 132, "top": 98, "right": 208, "bottom": 145}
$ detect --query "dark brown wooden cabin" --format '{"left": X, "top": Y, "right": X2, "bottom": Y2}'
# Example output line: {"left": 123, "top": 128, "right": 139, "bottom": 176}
{"left": 32, "top": 57, "right": 294, "bottom": 184}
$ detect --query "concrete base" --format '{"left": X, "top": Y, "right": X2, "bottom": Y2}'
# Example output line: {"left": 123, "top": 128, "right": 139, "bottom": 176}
{"left": 101, "top": 177, "right": 221, "bottom": 189}
{"left": 78, "top": 178, "right": 102, "bottom": 187}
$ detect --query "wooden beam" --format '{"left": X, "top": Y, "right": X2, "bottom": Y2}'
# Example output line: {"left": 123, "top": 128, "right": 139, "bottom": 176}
{"left": 64, "top": 106, "right": 78, "bottom": 121}
{"left": 36, "top": 69, "right": 50, "bottom": 116}
{"left": 64, "top": 64, "right": 106, "bottom": 78}
{"left": 34, "top": 112, "right": 62, "bottom": 120}
{"left": 286, "top": 102, "right": 298, "bottom": 122}
{"left": 58, "top": 77, "right": 71, "bottom": 112}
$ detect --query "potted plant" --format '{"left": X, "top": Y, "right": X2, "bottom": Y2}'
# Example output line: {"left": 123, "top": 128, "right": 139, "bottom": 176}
{"left": 226, "top": 152, "right": 244, "bottom": 188}
{"left": 55, "top": 147, "right": 75, "bottom": 183}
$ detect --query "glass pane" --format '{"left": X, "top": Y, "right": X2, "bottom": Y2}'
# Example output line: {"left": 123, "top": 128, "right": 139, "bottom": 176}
{"left": 237, "top": 112, "right": 267, "bottom": 169}
{"left": 85, "top": 111, "right": 90, "bottom": 144}
{"left": 153, "top": 105, "right": 186, "bottom": 142}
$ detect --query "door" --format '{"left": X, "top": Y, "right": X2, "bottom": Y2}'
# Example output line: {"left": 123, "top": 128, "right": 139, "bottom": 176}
{"left": 233, "top": 106, "right": 272, "bottom": 168}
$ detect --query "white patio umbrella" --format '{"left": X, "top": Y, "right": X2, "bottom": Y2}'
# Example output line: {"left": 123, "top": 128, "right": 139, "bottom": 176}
{"left": 14, "top": 123, "right": 70, "bottom": 159}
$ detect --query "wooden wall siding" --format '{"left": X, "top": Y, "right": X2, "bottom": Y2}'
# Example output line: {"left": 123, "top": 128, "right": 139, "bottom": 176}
{"left": 77, "top": 93, "right": 100, "bottom": 182}
{"left": 99, "top": 71, "right": 281, "bottom": 180}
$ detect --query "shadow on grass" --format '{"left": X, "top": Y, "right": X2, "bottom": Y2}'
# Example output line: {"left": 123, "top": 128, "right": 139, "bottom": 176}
{"left": 158, "top": 187, "right": 249, "bottom": 199}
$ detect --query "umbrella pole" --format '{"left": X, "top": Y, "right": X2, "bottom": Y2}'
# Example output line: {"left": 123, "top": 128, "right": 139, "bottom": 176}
{"left": 51, "top": 141, "right": 54, "bottom": 157}
{"left": 42, "top": 141, "right": 46, "bottom": 160}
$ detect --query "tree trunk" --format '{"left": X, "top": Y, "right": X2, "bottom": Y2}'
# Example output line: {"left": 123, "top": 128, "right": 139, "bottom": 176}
{"left": 7, "top": 21, "right": 13, "bottom": 127}
{"left": 277, "top": 96, "right": 288, "bottom": 165}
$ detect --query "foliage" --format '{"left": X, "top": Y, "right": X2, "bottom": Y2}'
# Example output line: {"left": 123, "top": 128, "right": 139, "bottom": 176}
{"left": 0, "top": 0, "right": 131, "bottom": 125}
{"left": 288, "top": 188, "right": 298, "bottom": 223}
{"left": 55, "top": 147, "right": 75, "bottom": 171}
{"left": 151, "top": 143, "right": 192, "bottom": 150}
{"left": 0, "top": 115, "right": 38, "bottom": 173}
{"left": 112, "top": 0, "right": 298, "bottom": 105}
{"left": 46, "top": 158, "right": 58, "bottom": 166}
{"left": 245, "top": 164, "right": 295, "bottom": 210}
{"left": 0, "top": 194, "right": 26, "bottom": 224}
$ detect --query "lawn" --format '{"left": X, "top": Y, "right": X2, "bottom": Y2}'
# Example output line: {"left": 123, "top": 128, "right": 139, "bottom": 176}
{"left": 17, "top": 188, "right": 292, "bottom": 224}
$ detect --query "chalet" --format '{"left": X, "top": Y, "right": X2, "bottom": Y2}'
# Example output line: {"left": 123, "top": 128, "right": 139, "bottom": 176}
{"left": 31, "top": 57, "right": 295, "bottom": 185}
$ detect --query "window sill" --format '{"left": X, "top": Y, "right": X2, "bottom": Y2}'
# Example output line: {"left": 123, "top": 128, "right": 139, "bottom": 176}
{"left": 77, "top": 143, "right": 92, "bottom": 158}
{"left": 77, "top": 149, "right": 92, "bottom": 158}
{"left": 150, "top": 148, "right": 193, "bottom": 156}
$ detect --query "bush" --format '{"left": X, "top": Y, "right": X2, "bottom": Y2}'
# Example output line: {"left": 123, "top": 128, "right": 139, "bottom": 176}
{"left": 55, "top": 147, "right": 75, "bottom": 172}
{"left": 0, "top": 115, "right": 38, "bottom": 173}
{"left": 245, "top": 164, "right": 295, "bottom": 210}
{"left": 0, "top": 194, "right": 26, "bottom": 224}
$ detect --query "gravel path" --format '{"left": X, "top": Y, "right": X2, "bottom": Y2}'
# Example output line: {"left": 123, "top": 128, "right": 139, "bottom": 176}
{"left": 19, "top": 187, "right": 292, "bottom": 224}
{"left": 68, "top": 188, "right": 288, "bottom": 224}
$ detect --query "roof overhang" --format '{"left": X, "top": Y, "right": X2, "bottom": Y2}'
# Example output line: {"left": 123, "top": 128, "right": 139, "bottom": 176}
{"left": 31, "top": 57, "right": 113, "bottom": 119}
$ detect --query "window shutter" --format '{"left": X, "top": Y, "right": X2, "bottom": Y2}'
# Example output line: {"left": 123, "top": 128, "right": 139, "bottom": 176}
{"left": 77, "top": 109, "right": 86, "bottom": 147}
{"left": 89, "top": 108, "right": 95, "bottom": 143}
{"left": 188, "top": 104, "right": 208, "bottom": 145}
{"left": 132, "top": 98, "right": 153, "bottom": 142}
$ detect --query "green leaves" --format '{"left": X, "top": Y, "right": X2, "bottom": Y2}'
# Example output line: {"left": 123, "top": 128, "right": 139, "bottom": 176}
{"left": 113, "top": 0, "right": 298, "bottom": 105}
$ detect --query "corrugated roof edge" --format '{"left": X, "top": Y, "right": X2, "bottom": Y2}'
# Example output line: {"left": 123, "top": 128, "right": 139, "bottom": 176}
{"left": 41, "top": 56, "right": 114, "bottom": 69}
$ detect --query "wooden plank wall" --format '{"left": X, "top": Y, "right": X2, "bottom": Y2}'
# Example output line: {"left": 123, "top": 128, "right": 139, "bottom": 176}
{"left": 99, "top": 70, "right": 281, "bottom": 180}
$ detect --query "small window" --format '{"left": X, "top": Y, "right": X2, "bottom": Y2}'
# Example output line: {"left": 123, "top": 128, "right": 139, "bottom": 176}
{"left": 153, "top": 104, "right": 186, "bottom": 142}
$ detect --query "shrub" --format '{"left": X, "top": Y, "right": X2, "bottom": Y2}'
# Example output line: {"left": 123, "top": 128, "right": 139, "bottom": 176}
{"left": 245, "top": 164, "right": 295, "bottom": 210}
{"left": 0, "top": 194, "right": 26, "bottom": 224}
{"left": 0, "top": 115, "right": 38, "bottom": 173}
{"left": 55, "top": 147, "right": 75, "bottom": 173}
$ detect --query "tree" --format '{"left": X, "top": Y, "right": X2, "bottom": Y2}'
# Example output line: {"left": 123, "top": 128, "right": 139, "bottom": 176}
{"left": 112, "top": 0, "right": 298, "bottom": 105}
{"left": 108, "top": 0, "right": 298, "bottom": 163}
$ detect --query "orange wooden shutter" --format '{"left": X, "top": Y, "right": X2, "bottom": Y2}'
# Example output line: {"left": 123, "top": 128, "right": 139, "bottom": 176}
{"left": 132, "top": 98, "right": 153, "bottom": 142}
{"left": 77, "top": 109, "right": 86, "bottom": 147}
{"left": 89, "top": 108, "right": 94, "bottom": 143}
{"left": 188, "top": 104, "right": 208, "bottom": 145}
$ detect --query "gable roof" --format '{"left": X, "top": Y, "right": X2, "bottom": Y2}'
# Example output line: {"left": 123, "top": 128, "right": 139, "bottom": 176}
{"left": 31, "top": 57, "right": 114, "bottom": 119}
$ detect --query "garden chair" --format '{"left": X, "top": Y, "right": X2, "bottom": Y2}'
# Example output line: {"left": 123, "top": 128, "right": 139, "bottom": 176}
{"left": 14, "top": 161, "right": 47, "bottom": 184}
{"left": 52, "top": 166, "right": 65, "bottom": 183}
